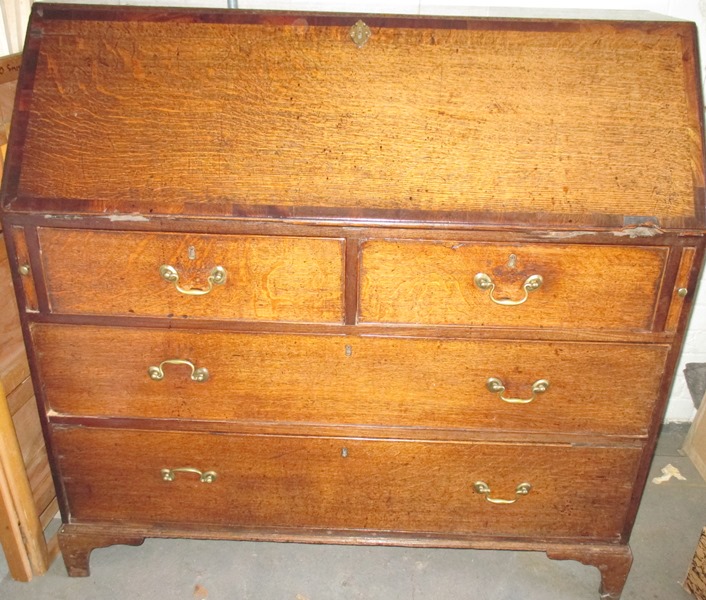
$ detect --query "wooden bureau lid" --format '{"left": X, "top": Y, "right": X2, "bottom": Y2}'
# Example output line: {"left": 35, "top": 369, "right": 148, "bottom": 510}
{"left": 1, "top": 4, "right": 705, "bottom": 231}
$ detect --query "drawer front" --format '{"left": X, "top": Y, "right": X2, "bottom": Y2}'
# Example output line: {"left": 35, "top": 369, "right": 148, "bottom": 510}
{"left": 54, "top": 427, "right": 641, "bottom": 541}
{"left": 38, "top": 228, "right": 345, "bottom": 323}
{"left": 360, "top": 240, "right": 667, "bottom": 331}
{"left": 35, "top": 324, "right": 667, "bottom": 436}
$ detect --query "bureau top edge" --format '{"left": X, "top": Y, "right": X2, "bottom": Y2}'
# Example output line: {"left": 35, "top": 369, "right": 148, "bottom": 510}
{"left": 3, "top": 209, "right": 706, "bottom": 240}
{"left": 1, "top": 4, "right": 705, "bottom": 231}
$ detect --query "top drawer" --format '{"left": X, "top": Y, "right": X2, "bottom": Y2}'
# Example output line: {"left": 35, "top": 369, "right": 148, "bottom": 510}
{"left": 38, "top": 229, "right": 345, "bottom": 323}
{"left": 360, "top": 240, "right": 667, "bottom": 331}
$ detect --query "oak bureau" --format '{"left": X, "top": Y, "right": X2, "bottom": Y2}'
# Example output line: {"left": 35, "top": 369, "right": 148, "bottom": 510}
{"left": 1, "top": 4, "right": 705, "bottom": 598}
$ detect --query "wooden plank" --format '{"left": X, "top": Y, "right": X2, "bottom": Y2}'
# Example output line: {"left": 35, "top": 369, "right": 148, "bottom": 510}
{"left": 6, "top": 375, "right": 33, "bottom": 416}
{"left": 39, "top": 498, "right": 59, "bottom": 530}
{"left": 0, "top": 447, "right": 33, "bottom": 581}
{"left": 0, "top": 381, "right": 50, "bottom": 576}
{"left": 684, "top": 390, "right": 706, "bottom": 482}
{"left": 0, "top": 233, "right": 30, "bottom": 393}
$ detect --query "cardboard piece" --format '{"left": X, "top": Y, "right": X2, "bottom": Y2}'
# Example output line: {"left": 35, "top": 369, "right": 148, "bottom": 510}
{"left": 686, "top": 528, "right": 706, "bottom": 600}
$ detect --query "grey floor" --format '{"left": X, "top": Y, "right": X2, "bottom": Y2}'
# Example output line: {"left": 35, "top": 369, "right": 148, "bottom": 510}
{"left": 1, "top": 424, "right": 704, "bottom": 600}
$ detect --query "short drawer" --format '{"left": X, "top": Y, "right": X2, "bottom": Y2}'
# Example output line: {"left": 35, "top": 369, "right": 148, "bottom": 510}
{"left": 54, "top": 426, "right": 642, "bottom": 541}
{"left": 359, "top": 240, "right": 667, "bottom": 331}
{"left": 35, "top": 324, "right": 668, "bottom": 436}
{"left": 38, "top": 228, "right": 345, "bottom": 323}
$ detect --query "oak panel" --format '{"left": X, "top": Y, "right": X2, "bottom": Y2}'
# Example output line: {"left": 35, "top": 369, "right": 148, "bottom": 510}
{"left": 14, "top": 16, "right": 703, "bottom": 224}
{"left": 360, "top": 240, "right": 667, "bottom": 331}
{"left": 54, "top": 426, "right": 642, "bottom": 541}
{"left": 34, "top": 324, "right": 667, "bottom": 436}
{"left": 38, "top": 228, "right": 345, "bottom": 323}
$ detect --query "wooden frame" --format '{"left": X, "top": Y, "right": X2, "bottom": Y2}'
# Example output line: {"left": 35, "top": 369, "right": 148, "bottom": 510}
{"left": 0, "top": 381, "right": 57, "bottom": 580}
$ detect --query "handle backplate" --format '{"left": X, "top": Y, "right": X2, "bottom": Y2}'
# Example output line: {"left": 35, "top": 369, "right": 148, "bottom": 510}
{"left": 473, "top": 481, "right": 532, "bottom": 504}
{"left": 159, "top": 264, "right": 227, "bottom": 296}
{"left": 486, "top": 377, "right": 549, "bottom": 404}
{"left": 148, "top": 359, "right": 209, "bottom": 383}
{"left": 161, "top": 467, "right": 217, "bottom": 483}
{"left": 474, "top": 273, "right": 543, "bottom": 306}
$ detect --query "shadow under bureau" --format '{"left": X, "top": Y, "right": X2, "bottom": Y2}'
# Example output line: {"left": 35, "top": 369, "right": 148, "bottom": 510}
{"left": 2, "top": 5, "right": 705, "bottom": 599}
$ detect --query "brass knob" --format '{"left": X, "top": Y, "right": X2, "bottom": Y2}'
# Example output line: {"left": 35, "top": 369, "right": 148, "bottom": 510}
{"left": 18, "top": 264, "right": 30, "bottom": 276}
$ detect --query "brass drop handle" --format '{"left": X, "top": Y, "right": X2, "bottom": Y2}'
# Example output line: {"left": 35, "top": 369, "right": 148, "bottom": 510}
{"left": 473, "top": 481, "right": 532, "bottom": 504}
{"left": 161, "top": 467, "right": 217, "bottom": 483}
{"left": 486, "top": 377, "right": 549, "bottom": 404}
{"left": 159, "top": 264, "right": 227, "bottom": 296}
{"left": 474, "top": 273, "right": 543, "bottom": 306}
{"left": 148, "top": 359, "right": 209, "bottom": 383}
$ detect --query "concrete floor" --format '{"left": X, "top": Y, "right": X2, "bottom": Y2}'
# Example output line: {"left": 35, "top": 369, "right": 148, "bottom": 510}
{"left": 1, "top": 424, "right": 704, "bottom": 600}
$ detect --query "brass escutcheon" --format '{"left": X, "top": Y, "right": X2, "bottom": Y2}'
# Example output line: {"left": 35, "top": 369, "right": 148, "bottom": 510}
{"left": 350, "top": 20, "right": 371, "bottom": 48}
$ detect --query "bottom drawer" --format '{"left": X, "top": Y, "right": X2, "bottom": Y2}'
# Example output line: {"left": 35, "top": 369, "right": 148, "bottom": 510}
{"left": 54, "top": 427, "right": 642, "bottom": 541}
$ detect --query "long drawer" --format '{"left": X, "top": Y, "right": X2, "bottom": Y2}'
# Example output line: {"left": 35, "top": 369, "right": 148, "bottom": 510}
{"left": 37, "top": 228, "right": 345, "bottom": 323}
{"left": 34, "top": 324, "right": 667, "bottom": 436}
{"left": 54, "top": 426, "right": 642, "bottom": 541}
{"left": 360, "top": 240, "right": 668, "bottom": 331}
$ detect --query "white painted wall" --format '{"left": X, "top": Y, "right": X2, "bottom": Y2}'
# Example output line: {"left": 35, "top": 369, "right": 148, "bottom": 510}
{"left": 1, "top": 0, "right": 704, "bottom": 421}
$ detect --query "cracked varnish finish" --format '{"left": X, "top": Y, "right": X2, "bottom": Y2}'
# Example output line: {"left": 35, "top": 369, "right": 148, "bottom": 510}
{"left": 13, "top": 14, "right": 703, "bottom": 223}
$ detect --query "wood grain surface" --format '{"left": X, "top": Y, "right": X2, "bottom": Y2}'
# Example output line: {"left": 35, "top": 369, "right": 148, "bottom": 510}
{"left": 360, "top": 240, "right": 667, "bottom": 330}
{"left": 0, "top": 234, "right": 30, "bottom": 392}
{"left": 3, "top": 6, "right": 705, "bottom": 593}
{"left": 53, "top": 426, "right": 642, "bottom": 541}
{"left": 38, "top": 228, "right": 345, "bottom": 323}
{"left": 34, "top": 324, "right": 667, "bottom": 436}
{"left": 666, "top": 247, "right": 696, "bottom": 332}
{"left": 8, "top": 227, "right": 38, "bottom": 312}
{"left": 12, "top": 13, "right": 703, "bottom": 223}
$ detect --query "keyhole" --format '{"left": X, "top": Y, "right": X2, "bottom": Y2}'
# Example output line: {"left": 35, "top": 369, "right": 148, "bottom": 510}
{"left": 345, "top": 345, "right": 352, "bottom": 357}
{"left": 507, "top": 253, "right": 517, "bottom": 269}
{"left": 341, "top": 447, "right": 349, "bottom": 458}
{"left": 188, "top": 246, "right": 196, "bottom": 260}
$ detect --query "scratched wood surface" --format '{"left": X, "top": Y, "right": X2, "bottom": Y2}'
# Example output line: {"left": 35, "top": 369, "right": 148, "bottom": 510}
{"left": 34, "top": 324, "right": 667, "bottom": 437}
{"left": 360, "top": 240, "right": 668, "bottom": 331}
{"left": 13, "top": 14, "right": 703, "bottom": 223}
{"left": 53, "top": 426, "right": 642, "bottom": 540}
{"left": 38, "top": 228, "right": 345, "bottom": 323}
